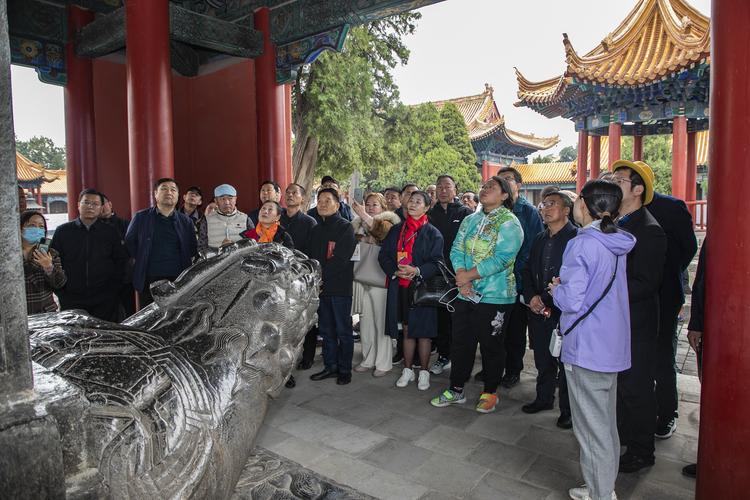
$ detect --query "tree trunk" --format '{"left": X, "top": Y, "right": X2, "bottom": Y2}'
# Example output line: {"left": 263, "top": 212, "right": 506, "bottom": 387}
{"left": 291, "top": 91, "right": 319, "bottom": 211}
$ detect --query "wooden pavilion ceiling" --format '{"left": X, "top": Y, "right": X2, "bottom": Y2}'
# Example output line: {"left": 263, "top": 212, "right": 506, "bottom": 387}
{"left": 7, "top": 0, "right": 445, "bottom": 84}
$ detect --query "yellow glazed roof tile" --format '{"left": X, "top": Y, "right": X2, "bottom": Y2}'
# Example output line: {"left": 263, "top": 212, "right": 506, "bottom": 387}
{"left": 16, "top": 152, "right": 59, "bottom": 182}
{"left": 40, "top": 170, "right": 67, "bottom": 195}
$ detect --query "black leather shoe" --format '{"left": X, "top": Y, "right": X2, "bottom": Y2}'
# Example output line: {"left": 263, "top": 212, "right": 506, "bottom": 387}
{"left": 310, "top": 370, "right": 339, "bottom": 381}
{"left": 522, "top": 400, "right": 554, "bottom": 414}
{"left": 297, "top": 359, "right": 314, "bottom": 370}
{"left": 500, "top": 373, "right": 520, "bottom": 388}
{"left": 474, "top": 370, "right": 485, "bottom": 382}
{"left": 557, "top": 412, "right": 573, "bottom": 429}
{"left": 618, "top": 451, "right": 655, "bottom": 473}
{"left": 285, "top": 375, "right": 296, "bottom": 388}
{"left": 682, "top": 463, "right": 697, "bottom": 478}
{"left": 336, "top": 373, "right": 352, "bottom": 385}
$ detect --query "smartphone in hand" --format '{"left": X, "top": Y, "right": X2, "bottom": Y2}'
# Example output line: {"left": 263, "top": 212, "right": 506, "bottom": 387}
{"left": 37, "top": 237, "right": 51, "bottom": 253}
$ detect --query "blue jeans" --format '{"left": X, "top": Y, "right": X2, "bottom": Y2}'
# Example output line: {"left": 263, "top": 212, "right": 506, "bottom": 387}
{"left": 317, "top": 296, "right": 354, "bottom": 374}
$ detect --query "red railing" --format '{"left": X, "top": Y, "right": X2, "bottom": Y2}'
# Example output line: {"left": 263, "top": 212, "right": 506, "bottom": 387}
{"left": 686, "top": 200, "right": 707, "bottom": 232}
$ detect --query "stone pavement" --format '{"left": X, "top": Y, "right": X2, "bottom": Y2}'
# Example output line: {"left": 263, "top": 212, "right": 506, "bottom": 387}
{"left": 254, "top": 326, "right": 701, "bottom": 500}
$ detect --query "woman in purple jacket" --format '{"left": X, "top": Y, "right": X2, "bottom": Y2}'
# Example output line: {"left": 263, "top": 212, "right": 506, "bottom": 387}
{"left": 549, "top": 180, "right": 636, "bottom": 500}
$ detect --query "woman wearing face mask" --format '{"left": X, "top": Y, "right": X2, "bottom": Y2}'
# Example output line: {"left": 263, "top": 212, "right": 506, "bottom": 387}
{"left": 20, "top": 211, "right": 66, "bottom": 314}
{"left": 241, "top": 201, "right": 294, "bottom": 249}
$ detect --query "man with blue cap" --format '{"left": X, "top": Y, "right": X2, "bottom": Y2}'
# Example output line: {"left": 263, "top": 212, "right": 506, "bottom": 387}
{"left": 197, "top": 184, "right": 253, "bottom": 254}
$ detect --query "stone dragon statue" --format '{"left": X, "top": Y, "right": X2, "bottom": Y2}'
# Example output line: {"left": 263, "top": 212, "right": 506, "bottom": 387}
{"left": 27, "top": 240, "right": 320, "bottom": 499}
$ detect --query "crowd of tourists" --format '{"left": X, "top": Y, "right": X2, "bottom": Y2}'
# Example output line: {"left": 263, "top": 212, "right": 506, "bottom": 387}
{"left": 18, "top": 158, "right": 701, "bottom": 500}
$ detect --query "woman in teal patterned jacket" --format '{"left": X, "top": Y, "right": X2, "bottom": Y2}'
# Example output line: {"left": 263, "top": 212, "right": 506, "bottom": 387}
{"left": 431, "top": 176, "right": 523, "bottom": 414}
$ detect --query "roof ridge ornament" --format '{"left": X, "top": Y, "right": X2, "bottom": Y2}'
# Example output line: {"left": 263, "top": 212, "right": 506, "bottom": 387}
{"left": 601, "top": 32, "right": 615, "bottom": 52}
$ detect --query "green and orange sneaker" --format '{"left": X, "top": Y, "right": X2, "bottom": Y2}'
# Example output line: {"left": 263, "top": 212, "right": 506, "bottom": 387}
{"left": 476, "top": 392, "right": 498, "bottom": 413}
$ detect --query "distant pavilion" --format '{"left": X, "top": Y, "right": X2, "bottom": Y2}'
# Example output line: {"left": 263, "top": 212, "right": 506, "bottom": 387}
{"left": 420, "top": 85, "right": 559, "bottom": 181}
{"left": 514, "top": 0, "right": 709, "bottom": 207}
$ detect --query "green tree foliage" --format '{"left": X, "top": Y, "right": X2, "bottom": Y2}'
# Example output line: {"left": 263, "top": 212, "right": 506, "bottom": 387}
{"left": 291, "top": 14, "right": 420, "bottom": 197}
{"left": 440, "top": 102, "right": 475, "bottom": 166}
{"left": 558, "top": 145, "right": 577, "bottom": 162}
{"left": 532, "top": 154, "right": 555, "bottom": 164}
{"left": 15, "top": 135, "right": 66, "bottom": 170}
{"left": 619, "top": 135, "right": 672, "bottom": 195}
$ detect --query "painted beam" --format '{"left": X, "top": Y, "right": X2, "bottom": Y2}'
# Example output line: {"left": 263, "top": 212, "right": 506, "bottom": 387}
{"left": 169, "top": 5, "right": 262, "bottom": 59}
{"left": 75, "top": 6, "right": 126, "bottom": 58}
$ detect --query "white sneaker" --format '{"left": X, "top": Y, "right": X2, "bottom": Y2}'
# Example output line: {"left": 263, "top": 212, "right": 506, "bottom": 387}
{"left": 418, "top": 370, "right": 430, "bottom": 390}
{"left": 569, "top": 485, "right": 617, "bottom": 500}
{"left": 396, "top": 367, "right": 415, "bottom": 388}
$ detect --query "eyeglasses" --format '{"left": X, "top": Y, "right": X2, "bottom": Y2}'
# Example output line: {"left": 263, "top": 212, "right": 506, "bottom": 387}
{"left": 481, "top": 184, "right": 501, "bottom": 191}
{"left": 80, "top": 201, "right": 101, "bottom": 207}
{"left": 613, "top": 176, "right": 632, "bottom": 185}
{"left": 541, "top": 201, "right": 560, "bottom": 209}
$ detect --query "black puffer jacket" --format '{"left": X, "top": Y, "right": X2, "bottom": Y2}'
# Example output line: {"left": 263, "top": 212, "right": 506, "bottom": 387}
{"left": 428, "top": 201, "right": 473, "bottom": 272}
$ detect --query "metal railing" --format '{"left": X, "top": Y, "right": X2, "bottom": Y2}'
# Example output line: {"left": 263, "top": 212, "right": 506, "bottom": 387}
{"left": 686, "top": 200, "right": 707, "bottom": 232}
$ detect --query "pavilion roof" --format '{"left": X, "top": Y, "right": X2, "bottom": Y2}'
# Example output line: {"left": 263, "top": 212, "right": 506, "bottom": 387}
{"left": 40, "top": 170, "right": 67, "bottom": 195}
{"left": 515, "top": 0, "right": 711, "bottom": 121}
{"left": 511, "top": 135, "right": 611, "bottom": 186}
{"left": 16, "top": 152, "right": 59, "bottom": 183}
{"left": 428, "top": 84, "right": 559, "bottom": 151}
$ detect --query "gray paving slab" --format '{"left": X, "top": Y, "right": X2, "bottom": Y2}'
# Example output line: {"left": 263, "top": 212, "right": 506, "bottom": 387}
{"left": 465, "top": 472, "right": 550, "bottom": 500}
{"left": 248, "top": 340, "right": 698, "bottom": 499}
{"left": 360, "top": 438, "right": 432, "bottom": 476}
{"left": 465, "top": 439, "right": 540, "bottom": 478}
{"left": 357, "top": 468, "right": 429, "bottom": 500}
{"left": 414, "top": 425, "right": 486, "bottom": 460}
{"left": 406, "top": 454, "right": 488, "bottom": 497}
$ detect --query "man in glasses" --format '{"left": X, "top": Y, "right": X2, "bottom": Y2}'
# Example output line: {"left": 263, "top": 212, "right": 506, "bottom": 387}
{"left": 520, "top": 191, "right": 577, "bottom": 429}
{"left": 612, "top": 160, "right": 667, "bottom": 473}
{"left": 50, "top": 188, "right": 126, "bottom": 322}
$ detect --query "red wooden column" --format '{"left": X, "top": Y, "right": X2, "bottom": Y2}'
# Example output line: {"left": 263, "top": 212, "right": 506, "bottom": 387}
{"left": 671, "top": 116, "right": 687, "bottom": 200}
{"left": 697, "top": 0, "right": 750, "bottom": 497}
{"left": 576, "top": 130, "right": 588, "bottom": 192}
{"left": 633, "top": 135, "right": 644, "bottom": 161}
{"left": 590, "top": 135, "right": 601, "bottom": 179}
{"left": 686, "top": 132, "right": 698, "bottom": 219}
{"left": 482, "top": 160, "right": 490, "bottom": 183}
{"left": 64, "top": 6, "right": 97, "bottom": 220}
{"left": 284, "top": 84, "right": 293, "bottom": 193}
{"left": 126, "top": 0, "right": 174, "bottom": 213}
{"left": 608, "top": 123, "right": 621, "bottom": 170}
{"left": 255, "top": 8, "right": 289, "bottom": 187}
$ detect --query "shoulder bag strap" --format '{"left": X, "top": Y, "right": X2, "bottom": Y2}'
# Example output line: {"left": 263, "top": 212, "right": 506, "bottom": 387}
{"left": 562, "top": 255, "right": 619, "bottom": 337}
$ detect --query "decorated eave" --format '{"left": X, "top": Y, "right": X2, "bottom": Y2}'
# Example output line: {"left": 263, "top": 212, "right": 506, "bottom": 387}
{"left": 8, "top": 0, "right": 445, "bottom": 85}
{"left": 40, "top": 170, "right": 68, "bottom": 195}
{"left": 514, "top": 0, "right": 710, "bottom": 135}
{"left": 16, "top": 152, "right": 59, "bottom": 189}
{"left": 428, "top": 85, "right": 559, "bottom": 161}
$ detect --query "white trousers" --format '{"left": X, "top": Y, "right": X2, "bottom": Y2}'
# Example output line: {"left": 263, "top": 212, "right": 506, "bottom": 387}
{"left": 359, "top": 285, "right": 392, "bottom": 371}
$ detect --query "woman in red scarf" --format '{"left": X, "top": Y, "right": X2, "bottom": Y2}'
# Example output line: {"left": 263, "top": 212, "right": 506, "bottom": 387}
{"left": 241, "top": 201, "right": 294, "bottom": 249}
{"left": 379, "top": 191, "right": 444, "bottom": 391}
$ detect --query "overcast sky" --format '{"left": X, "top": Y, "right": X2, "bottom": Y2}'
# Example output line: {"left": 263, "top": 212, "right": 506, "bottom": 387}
{"left": 10, "top": 0, "right": 711, "bottom": 155}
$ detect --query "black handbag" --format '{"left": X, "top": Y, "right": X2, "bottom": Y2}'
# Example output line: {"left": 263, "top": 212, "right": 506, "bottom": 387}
{"left": 412, "top": 261, "right": 460, "bottom": 312}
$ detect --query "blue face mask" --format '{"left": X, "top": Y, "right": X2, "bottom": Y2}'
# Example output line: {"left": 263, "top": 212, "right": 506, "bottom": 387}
{"left": 22, "top": 227, "right": 45, "bottom": 244}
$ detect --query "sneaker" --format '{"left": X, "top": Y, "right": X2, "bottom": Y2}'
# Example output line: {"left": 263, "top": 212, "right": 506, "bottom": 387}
{"left": 618, "top": 451, "right": 655, "bottom": 473}
{"left": 569, "top": 485, "right": 617, "bottom": 500}
{"left": 352, "top": 333, "right": 361, "bottom": 342}
{"left": 655, "top": 418, "right": 677, "bottom": 439}
{"left": 476, "top": 392, "right": 498, "bottom": 413}
{"left": 430, "top": 389, "right": 466, "bottom": 407}
{"left": 373, "top": 368, "right": 392, "bottom": 377}
{"left": 393, "top": 354, "right": 404, "bottom": 364}
{"left": 429, "top": 357, "right": 452, "bottom": 375}
{"left": 354, "top": 364, "right": 373, "bottom": 372}
{"left": 396, "top": 367, "right": 415, "bottom": 388}
{"left": 418, "top": 370, "right": 430, "bottom": 390}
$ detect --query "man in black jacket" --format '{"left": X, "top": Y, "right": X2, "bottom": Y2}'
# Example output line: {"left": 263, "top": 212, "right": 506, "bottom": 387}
{"left": 520, "top": 191, "right": 577, "bottom": 429}
{"left": 613, "top": 160, "right": 667, "bottom": 473}
{"left": 646, "top": 190, "right": 698, "bottom": 439}
{"left": 427, "top": 174, "right": 472, "bottom": 375}
{"left": 308, "top": 188, "right": 357, "bottom": 386}
{"left": 51, "top": 188, "right": 127, "bottom": 322}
